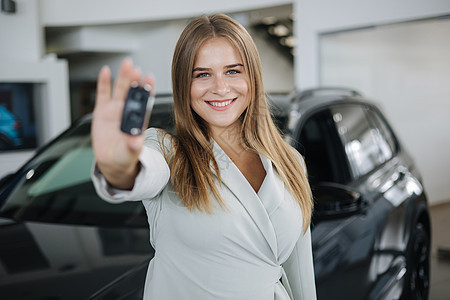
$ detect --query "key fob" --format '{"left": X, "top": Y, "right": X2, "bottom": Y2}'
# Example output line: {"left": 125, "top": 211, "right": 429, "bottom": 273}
{"left": 120, "top": 83, "right": 155, "bottom": 135}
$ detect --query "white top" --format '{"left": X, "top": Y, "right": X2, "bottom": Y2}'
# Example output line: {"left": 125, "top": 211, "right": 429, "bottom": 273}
{"left": 92, "top": 128, "right": 316, "bottom": 300}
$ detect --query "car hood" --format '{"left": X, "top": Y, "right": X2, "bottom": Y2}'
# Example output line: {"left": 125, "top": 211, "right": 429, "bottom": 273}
{"left": 0, "top": 217, "right": 153, "bottom": 300}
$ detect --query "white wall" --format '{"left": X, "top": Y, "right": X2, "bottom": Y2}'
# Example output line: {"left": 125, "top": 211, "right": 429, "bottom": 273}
{"left": 0, "top": 0, "right": 70, "bottom": 177}
{"left": 40, "top": 0, "right": 292, "bottom": 26}
{"left": 294, "top": 0, "right": 450, "bottom": 89}
{"left": 320, "top": 19, "right": 450, "bottom": 205}
{"left": 0, "top": 0, "right": 42, "bottom": 61}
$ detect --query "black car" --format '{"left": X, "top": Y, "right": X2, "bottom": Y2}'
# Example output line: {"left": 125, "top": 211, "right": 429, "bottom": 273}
{"left": 0, "top": 89, "right": 430, "bottom": 300}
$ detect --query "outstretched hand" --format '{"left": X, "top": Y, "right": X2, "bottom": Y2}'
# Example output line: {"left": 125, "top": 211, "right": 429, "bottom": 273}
{"left": 91, "top": 58, "right": 155, "bottom": 189}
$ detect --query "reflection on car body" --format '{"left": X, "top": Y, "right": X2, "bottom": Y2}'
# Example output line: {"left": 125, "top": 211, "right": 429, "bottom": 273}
{"left": 0, "top": 90, "right": 430, "bottom": 299}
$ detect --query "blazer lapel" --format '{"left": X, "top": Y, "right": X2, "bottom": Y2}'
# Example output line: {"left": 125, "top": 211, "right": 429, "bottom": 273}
{"left": 257, "top": 155, "right": 285, "bottom": 217}
{"left": 212, "top": 141, "right": 279, "bottom": 259}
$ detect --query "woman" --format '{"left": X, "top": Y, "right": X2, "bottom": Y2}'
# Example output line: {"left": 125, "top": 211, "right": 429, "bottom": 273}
{"left": 92, "top": 14, "right": 316, "bottom": 299}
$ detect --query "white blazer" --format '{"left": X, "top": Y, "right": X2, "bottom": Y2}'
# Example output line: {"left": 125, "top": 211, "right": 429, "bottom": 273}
{"left": 92, "top": 128, "right": 316, "bottom": 300}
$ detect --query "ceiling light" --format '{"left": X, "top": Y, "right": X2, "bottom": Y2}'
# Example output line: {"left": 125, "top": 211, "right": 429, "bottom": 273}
{"left": 280, "top": 36, "right": 296, "bottom": 47}
{"left": 269, "top": 24, "right": 289, "bottom": 37}
{"left": 261, "top": 16, "right": 278, "bottom": 25}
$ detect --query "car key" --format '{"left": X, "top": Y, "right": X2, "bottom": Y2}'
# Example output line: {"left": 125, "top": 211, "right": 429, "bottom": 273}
{"left": 120, "top": 82, "right": 155, "bottom": 135}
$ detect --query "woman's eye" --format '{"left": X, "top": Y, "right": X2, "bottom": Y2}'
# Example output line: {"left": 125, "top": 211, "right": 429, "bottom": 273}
{"left": 226, "top": 70, "right": 240, "bottom": 75}
{"left": 195, "top": 73, "right": 209, "bottom": 78}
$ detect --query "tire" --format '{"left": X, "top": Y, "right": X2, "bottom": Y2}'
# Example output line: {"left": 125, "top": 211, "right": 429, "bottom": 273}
{"left": 401, "top": 222, "right": 430, "bottom": 300}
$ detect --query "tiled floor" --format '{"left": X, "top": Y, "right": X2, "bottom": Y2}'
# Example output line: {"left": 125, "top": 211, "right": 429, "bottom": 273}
{"left": 429, "top": 200, "right": 450, "bottom": 300}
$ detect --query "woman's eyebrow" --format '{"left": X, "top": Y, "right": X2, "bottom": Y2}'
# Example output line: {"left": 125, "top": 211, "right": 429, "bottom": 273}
{"left": 225, "top": 63, "right": 244, "bottom": 69}
{"left": 192, "top": 63, "right": 244, "bottom": 73}
{"left": 192, "top": 67, "right": 210, "bottom": 72}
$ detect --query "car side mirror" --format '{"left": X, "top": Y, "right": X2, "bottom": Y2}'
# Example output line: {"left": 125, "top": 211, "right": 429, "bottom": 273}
{"left": 312, "top": 182, "right": 365, "bottom": 223}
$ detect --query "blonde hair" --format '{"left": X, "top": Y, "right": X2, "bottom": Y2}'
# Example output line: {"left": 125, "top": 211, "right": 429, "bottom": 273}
{"left": 168, "top": 14, "right": 312, "bottom": 231}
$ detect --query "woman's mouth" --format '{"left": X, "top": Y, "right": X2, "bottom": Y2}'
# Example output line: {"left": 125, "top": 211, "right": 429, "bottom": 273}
{"left": 206, "top": 98, "right": 236, "bottom": 110}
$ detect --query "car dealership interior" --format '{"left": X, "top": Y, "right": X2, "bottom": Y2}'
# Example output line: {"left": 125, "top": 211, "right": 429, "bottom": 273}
{"left": 1, "top": 0, "right": 449, "bottom": 299}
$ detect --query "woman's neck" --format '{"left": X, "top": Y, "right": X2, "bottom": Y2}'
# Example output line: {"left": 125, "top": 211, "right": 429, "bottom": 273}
{"left": 210, "top": 122, "right": 246, "bottom": 160}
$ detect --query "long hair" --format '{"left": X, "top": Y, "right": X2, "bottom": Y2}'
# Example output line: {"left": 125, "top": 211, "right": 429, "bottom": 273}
{"left": 168, "top": 13, "right": 312, "bottom": 231}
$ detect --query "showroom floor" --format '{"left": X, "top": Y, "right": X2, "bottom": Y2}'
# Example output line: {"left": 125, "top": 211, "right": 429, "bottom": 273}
{"left": 429, "top": 201, "right": 450, "bottom": 300}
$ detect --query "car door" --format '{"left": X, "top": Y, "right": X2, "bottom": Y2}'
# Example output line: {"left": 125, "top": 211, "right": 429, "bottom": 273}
{"left": 297, "top": 103, "right": 406, "bottom": 300}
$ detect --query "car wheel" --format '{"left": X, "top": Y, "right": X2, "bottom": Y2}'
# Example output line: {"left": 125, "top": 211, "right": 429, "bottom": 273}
{"left": 401, "top": 222, "right": 430, "bottom": 300}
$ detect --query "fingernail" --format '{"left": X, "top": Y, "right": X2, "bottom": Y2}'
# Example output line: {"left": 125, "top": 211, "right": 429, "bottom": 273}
{"left": 143, "top": 83, "right": 152, "bottom": 92}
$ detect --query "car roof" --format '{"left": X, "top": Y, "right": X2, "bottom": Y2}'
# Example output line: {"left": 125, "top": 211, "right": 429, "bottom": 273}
{"left": 288, "top": 88, "right": 377, "bottom": 114}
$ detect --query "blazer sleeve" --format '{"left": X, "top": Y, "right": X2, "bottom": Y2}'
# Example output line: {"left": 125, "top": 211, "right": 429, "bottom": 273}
{"left": 91, "top": 128, "right": 170, "bottom": 203}
{"left": 282, "top": 226, "right": 317, "bottom": 300}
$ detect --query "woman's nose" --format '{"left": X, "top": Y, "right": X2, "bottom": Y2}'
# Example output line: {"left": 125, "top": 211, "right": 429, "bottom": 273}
{"left": 212, "top": 75, "right": 230, "bottom": 95}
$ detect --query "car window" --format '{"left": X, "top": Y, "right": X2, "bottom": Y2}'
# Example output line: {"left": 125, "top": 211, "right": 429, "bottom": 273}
{"left": 366, "top": 107, "right": 398, "bottom": 155}
{"left": 329, "top": 104, "right": 394, "bottom": 179}
{"left": 0, "top": 103, "right": 174, "bottom": 226}
{"left": 299, "top": 109, "right": 351, "bottom": 185}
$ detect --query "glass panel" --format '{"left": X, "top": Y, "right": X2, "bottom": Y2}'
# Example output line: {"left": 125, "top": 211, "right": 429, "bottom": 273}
{"left": 0, "top": 83, "right": 38, "bottom": 151}
{"left": 330, "top": 105, "right": 388, "bottom": 178}
{"left": 299, "top": 110, "right": 350, "bottom": 184}
{"left": 368, "top": 108, "right": 397, "bottom": 156}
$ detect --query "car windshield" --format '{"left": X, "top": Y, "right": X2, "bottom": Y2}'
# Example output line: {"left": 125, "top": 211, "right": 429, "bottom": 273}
{"left": 0, "top": 101, "right": 174, "bottom": 227}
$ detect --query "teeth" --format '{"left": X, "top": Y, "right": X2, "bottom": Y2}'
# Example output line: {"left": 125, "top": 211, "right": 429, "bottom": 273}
{"left": 209, "top": 99, "right": 233, "bottom": 107}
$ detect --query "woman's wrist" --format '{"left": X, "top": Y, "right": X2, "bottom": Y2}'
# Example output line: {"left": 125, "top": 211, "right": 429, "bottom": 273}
{"left": 96, "top": 161, "right": 141, "bottom": 190}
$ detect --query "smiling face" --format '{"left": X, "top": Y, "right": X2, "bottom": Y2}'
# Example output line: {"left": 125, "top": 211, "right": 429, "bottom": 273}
{"left": 190, "top": 37, "right": 250, "bottom": 137}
